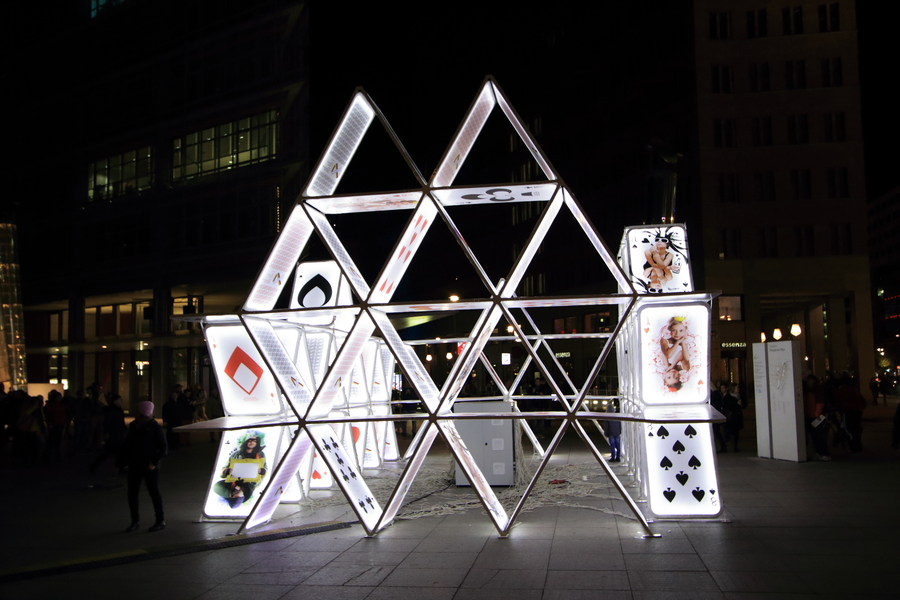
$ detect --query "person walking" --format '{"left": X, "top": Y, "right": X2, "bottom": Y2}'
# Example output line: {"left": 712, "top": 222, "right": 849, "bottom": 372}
{"left": 118, "top": 401, "right": 167, "bottom": 532}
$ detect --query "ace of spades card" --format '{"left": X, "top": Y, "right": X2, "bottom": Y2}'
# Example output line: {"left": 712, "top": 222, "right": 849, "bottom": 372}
{"left": 643, "top": 422, "right": 722, "bottom": 518}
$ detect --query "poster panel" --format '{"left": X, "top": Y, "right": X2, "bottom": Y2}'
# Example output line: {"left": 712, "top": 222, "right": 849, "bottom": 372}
{"left": 206, "top": 324, "right": 283, "bottom": 416}
{"left": 638, "top": 303, "right": 709, "bottom": 405}
{"left": 626, "top": 225, "right": 693, "bottom": 294}
{"left": 203, "top": 426, "right": 284, "bottom": 519}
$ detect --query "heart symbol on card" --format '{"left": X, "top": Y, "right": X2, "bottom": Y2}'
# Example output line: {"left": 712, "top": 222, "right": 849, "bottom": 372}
{"left": 663, "top": 488, "right": 676, "bottom": 502}
{"left": 675, "top": 471, "right": 689, "bottom": 486}
{"left": 672, "top": 440, "right": 686, "bottom": 454}
{"left": 656, "top": 426, "right": 669, "bottom": 439}
{"left": 684, "top": 425, "right": 697, "bottom": 438}
{"left": 660, "top": 456, "right": 673, "bottom": 470}
{"left": 352, "top": 426, "right": 361, "bottom": 443}
{"left": 692, "top": 487, "right": 705, "bottom": 502}
{"left": 312, "top": 470, "right": 321, "bottom": 480}
{"left": 688, "top": 455, "right": 702, "bottom": 470}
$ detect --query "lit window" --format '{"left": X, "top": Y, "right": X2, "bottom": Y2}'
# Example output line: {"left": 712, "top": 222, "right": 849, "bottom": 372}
{"left": 87, "top": 146, "right": 152, "bottom": 202}
{"left": 172, "top": 111, "right": 278, "bottom": 181}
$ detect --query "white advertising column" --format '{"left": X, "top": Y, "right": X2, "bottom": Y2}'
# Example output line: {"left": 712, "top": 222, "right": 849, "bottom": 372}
{"left": 752, "top": 341, "right": 806, "bottom": 462}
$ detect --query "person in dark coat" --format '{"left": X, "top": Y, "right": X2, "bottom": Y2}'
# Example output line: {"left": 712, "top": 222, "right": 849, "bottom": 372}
{"left": 89, "top": 394, "right": 128, "bottom": 473}
{"left": 721, "top": 384, "right": 746, "bottom": 452}
{"left": 118, "top": 401, "right": 167, "bottom": 532}
{"left": 710, "top": 383, "right": 728, "bottom": 453}
{"left": 604, "top": 401, "right": 622, "bottom": 462}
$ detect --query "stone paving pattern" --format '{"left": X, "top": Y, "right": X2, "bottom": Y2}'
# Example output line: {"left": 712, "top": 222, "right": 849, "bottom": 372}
{"left": 2, "top": 400, "right": 898, "bottom": 599}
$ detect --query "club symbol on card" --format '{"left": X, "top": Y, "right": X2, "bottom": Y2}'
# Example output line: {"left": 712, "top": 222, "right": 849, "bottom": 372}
{"left": 323, "top": 441, "right": 332, "bottom": 451}
{"left": 659, "top": 456, "right": 673, "bottom": 470}
{"left": 672, "top": 440, "right": 686, "bottom": 454}
{"left": 223, "top": 346, "right": 264, "bottom": 395}
{"left": 656, "top": 426, "right": 670, "bottom": 439}
{"left": 692, "top": 487, "right": 705, "bottom": 502}
{"left": 688, "top": 455, "right": 702, "bottom": 470}
{"left": 663, "top": 488, "right": 676, "bottom": 502}
{"left": 675, "top": 471, "right": 689, "bottom": 486}
{"left": 684, "top": 425, "right": 697, "bottom": 438}
{"left": 297, "top": 274, "right": 333, "bottom": 308}
{"left": 350, "top": 470, "right": 357, "bottom": 480}
{"left": 358, "top": 500, "right": 367, "bottom": 513}
{"left": 365, "top": 496, "right": 374, "bottom": 508}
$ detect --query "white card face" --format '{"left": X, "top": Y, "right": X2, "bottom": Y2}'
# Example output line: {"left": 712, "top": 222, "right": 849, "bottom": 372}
{"left": 290, "top": 261, "right": 353, "bottom": 325}
{"left": 643, "top": 422, "right": 722, "bottom": 518}
{"left": 245, "top": 428, "right": 313, "bottom": 529}
{"left": 305, "top": 93, "right": 376, "bottom": 198}
{"left": 306, "top": 191, "right": 422, "bottom": 215}
{"left": 308, "top": 424, "right": 382, "bottom": 531}
{"left": 432, "top": 83, "right": 496, "bottom": 188}
{"left": 431, "top": 183, "right": 557, "bottom": 206}
{"left": 243, "top": 317, "right": 315, "bottom": 417}
{"left": 638, "top": 303, "right": 710, "bottom": 405}
{"left": 625, "top": 225, "right": 693, "bottom": 294}
{"left": 203, "top": 427, "right": 284, "bottom": 519}
{"left": 245, "top": 205, "right": 315, "bottom": 312}
{"left": 206, "top": 325, "right": 283, "bottom": 416}
{"left": 369, "top": 199, "right": 438, "bottom": 304}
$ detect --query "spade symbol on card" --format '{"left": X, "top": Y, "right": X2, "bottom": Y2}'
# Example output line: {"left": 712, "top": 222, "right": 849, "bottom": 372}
{"left": 675, "top": 471, "right": 689, "bottom": 486}
{"left": 660, "top": 456, "right": 673, "bottom": 470}
{"left": 710, "top": 489, "right": 716, "bottom": 495}
{"left": 688, "top": 455, "right": 702, "bottom": 470}
{"left": 672, "top": 440, "right": 686, "bottom": 454}
{"left": 692, "top": 487, "right": 705, "bottom": 502}
{"left": 663, "top": 488, "right": 676, "bottom": 502}
{"left": 656, "top": 426, "right": 670, "bottom": 439}
{"left": 684, "top": 425, "right": 697, "bottom": 438}
{"left": 297, "top": 274, "right": 333, "bottom": 308}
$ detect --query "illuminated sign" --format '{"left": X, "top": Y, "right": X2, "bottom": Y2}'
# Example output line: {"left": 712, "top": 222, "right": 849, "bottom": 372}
{"left": 721, "top": 342, "right": 747, "bottom": 348}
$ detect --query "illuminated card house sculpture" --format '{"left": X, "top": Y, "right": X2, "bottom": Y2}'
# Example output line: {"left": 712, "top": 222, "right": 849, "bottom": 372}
{"left": 180, "top": 77, "right": 724, "bottom": 536}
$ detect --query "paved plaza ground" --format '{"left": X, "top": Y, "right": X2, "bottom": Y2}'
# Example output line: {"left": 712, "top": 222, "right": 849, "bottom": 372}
{"left": 2, "top": 398, "right": 899, "bottom": 599}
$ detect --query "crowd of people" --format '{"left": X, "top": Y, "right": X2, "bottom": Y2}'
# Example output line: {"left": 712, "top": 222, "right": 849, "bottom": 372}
{"left": 0, "top": 382, "right": 221, "bottom": 468}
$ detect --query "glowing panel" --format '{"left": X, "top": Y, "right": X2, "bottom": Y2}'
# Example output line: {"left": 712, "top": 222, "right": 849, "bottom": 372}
{"left": 307, "top": 191, "right": 423, "bottom": 214}
{"left": 369, "top": 199, "right": 439, "bottom": 304}
{"left": 431, "top": 183, "right": 557, "bottom": 206}
{"left": 206, "top": 325, "right": 283, "bottom": 416}
{"left": 308, "top": 424, "right": 382, "bottom": 532}
{"left": 432, "top": 82, "right": 495, "bottom": 187}
{"left": 638, "top": 303, "right": 710, "bottom": 405}
{"left": 244, "top": 428, "right": 314, "bottom": 529}
{"left": 203, "top": 427, "right": 284, "bottom": 520}
{"left": 623, "top": 224, "right": 693, "bottom": 294}
{"left": 305, "top": 93, "right": 376, "bottom": 198}
{"left": 242, "top": 317, "right": 315, "bottom": 416}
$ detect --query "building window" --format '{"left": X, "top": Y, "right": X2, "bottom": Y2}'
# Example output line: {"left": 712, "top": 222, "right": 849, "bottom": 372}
{"left": 709, "top": 12, "right": 731, "bottom": 39}
{"left": 784, "top": 60, "right": 806, "bottom": 89}
{"left": 87, "top": 147, "right": 152, "bottom": 202}
{"left": 747, "top": 9, "right": 768, "bottom": 38}
{"left": 711, "top": 65, "right": 733, "bottom": 93}
{"left": 90, "top": 0, "right": 126, "bottom": 18}
{"left": 830, "top": 223, "right": 851, "bottom": 254}
{"left": 713, "top": 118, "right": 736, "bottom": 148}
{"left": 751, "top": 116, "right": 773, "bottom": 146}
{"left": 818, "top": 3, "right": 840, "bottom": 32}
{"left": 822, "top": 57, "right": 843, "bottom": 86}
{"left": 718, "top": 296, "right": 743, "bottom": 321}
{"left": 788, "top": 115, "right": 809, "bottom": 144}
{"left": 720, "top": 228, "right": 742, "bottom": 259}
{"left": 790, "top": 170, "right": 812, "bottom": 200}
{"left": 716, "top": 173, "right": 738, "bottom": 203}
{"left": 794, "top": 225, "right": 815, "bottom": 256}
{"left": 759, "top": 226, "right": 778, "bottom": 257}
{"left": 824, "top": 112, "right": 846, "bottom": 142}
{"left": 826, "top": 167, "right": 849, "bottom": 198}
{"left": 782, "top": 6, "right": 804, "bottom": 34}
{"left": 749, "top": 63, "right": 771, "bottom": 92}
{"left": 752, "top": 172, "right": 776, "bottom": 202}
{"left": 172, "top": 110, "right": 278, "bottom": 182}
